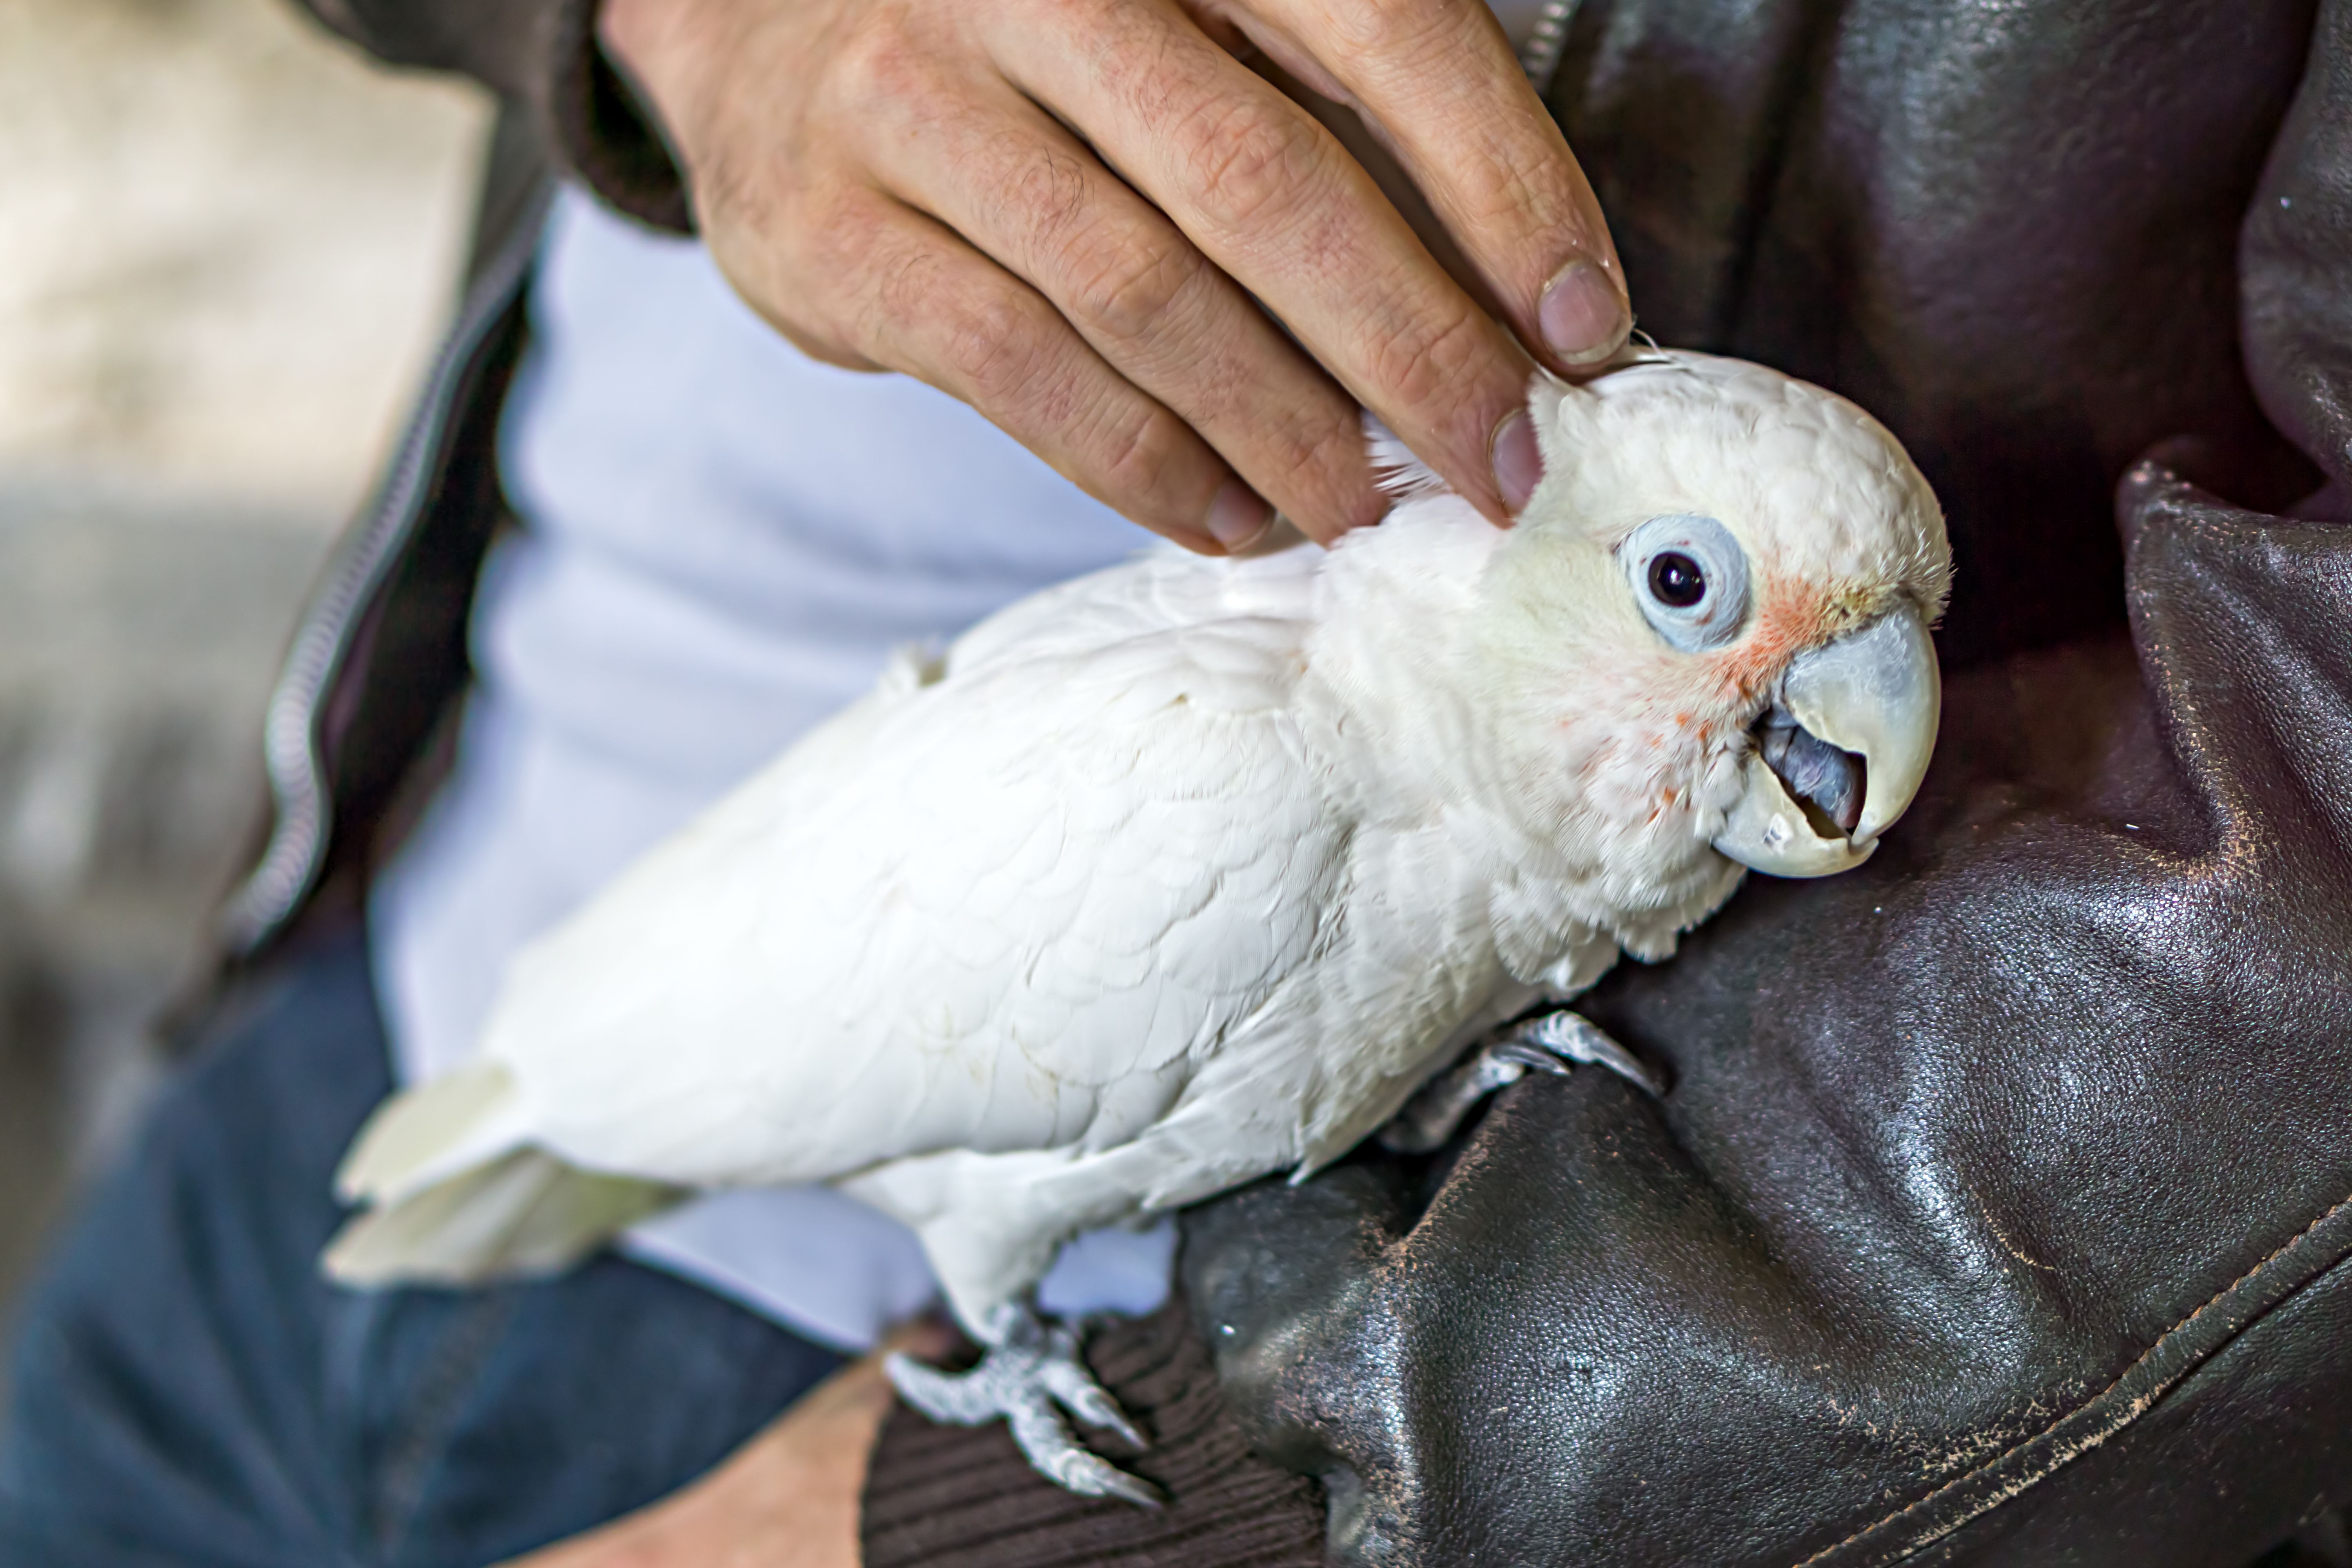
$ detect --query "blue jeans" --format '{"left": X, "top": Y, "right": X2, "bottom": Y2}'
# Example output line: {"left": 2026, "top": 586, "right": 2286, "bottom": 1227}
{"left": 0, "top": 931, "right": 843, "bottom": 1567}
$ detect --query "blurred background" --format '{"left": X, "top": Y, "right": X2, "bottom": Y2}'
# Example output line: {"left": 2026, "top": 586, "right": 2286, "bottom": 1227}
{"left": 0, "top": 0, "right": 490, "bottom": 1372}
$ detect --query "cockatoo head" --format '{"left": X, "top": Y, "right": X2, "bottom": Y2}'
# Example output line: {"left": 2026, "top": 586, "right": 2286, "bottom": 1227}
{"left": 1459, "top": 350, "right": 1952, "bottom": 903}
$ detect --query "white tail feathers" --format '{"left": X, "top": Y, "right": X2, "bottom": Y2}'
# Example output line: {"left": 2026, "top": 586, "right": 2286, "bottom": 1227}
{"left": 325, "top": 1149, "right": 681, "bottom": 1285}
{"left": 336, "top": 1060, "right": 518, "bottom": 1204}
{"left": 325, "top": 1060, "right": 681, "bottom": 1286}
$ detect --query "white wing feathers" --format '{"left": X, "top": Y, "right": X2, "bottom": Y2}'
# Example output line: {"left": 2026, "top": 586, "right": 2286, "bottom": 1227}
{"left": 333, "top": 548, "right": 1347, "bottom": 1272}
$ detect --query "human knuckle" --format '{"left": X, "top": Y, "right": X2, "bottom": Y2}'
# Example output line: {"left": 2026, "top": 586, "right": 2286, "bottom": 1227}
{"left": 826, "top": 11, "right": 929, "bottom": 111}
{"left": 937, "top": 289, "right": 1057, "bottom": 405}
{"left": 1363, "top": 303, "right": 1491, "bottom": 412}
{"left": 1067, "top": 229, "right": 1206, "bottom": 347}
{"left": 1091, "top": 401, "right": 1196, "bottom": 505}
{"left": 853, "top": 229, "right": 942, "bottom": 352}
{"left": 1273, "top": 400, "right": 1361, "bottom": 482}
{"left": 1176, "top": 98, "right": 1330, "bottom": 233}
{"left": 1469, "top": 152, "right": 1580, "bottom": 247}
{"left": 1320, "top": 0, "right": 1454, "bottom": 61}
{"left": 1248, "top": 401, "right": 1366, "bottom": 524}
{"left": 1016, "top": 0, "right": 1105, "bottom": 41}
{"left": 1003, "top": 142, "right": 1096, "bottom": 248}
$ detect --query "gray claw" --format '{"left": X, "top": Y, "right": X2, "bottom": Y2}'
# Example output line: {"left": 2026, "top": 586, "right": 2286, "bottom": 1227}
{"left": 1512, "top": 1011, "right": 1670, "bottom": 1098}
{"left": 1379, "top": 1010, "right": 1665, "bottom": 1154}
{"left": 885, "top": 1305, "right": 1163, "bottom": 1506}
{"left": 1038, "top": 1345, "right": 1147, "bottom": 1448}
{"left": 1491, "top": 1040, "right": 1574, "bottom": 1075}
{"left": 882, "top": 1350, "right": 1004, "bottom": 1426}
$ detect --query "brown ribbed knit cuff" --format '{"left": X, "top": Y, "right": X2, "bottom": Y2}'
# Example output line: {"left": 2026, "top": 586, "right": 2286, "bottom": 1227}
{"left": 543, "top": 0, "right": 693, "bottom": 234}
{"left": 861, "top": 1298, "right": 1325, "bottom": 1568}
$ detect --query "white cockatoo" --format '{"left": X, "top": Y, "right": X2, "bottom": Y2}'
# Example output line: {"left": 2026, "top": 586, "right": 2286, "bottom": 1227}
{"left": 326, "top": 351, "right": 1951, "bottom": 1501}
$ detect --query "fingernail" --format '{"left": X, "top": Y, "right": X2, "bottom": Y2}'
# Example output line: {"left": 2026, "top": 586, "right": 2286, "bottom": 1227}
{"left": 1490, "top": 408, "right": 1542, "bottom": 515}
{"left": 1540, "top": 258, "right": 1630, "bottom": 366}
{"left": 1204, "top": 479, "right": 1273, "bottom": 552}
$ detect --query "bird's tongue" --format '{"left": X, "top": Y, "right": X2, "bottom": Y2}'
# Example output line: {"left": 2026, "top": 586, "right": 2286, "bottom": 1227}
{"left": 1756, "top": 710, "right": 1867, "bottom": 838}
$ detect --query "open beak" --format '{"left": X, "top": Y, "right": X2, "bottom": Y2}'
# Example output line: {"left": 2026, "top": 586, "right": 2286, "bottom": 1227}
{"left": 1711, "top": 604, "right": 1941, "bottom": 878}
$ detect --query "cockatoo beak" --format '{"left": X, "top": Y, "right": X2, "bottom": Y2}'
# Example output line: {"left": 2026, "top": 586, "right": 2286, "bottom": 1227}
{"left": 1711, "top": 605, "right": 1941, "bottom": 878}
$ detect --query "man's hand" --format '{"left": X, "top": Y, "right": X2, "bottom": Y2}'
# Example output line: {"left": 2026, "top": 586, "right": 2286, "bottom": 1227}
{"left": 599, "top": 0, "right": 1629, "bottom": 552}
{"left": 499, "top": 1322, "right": 955, "bottom": 1568}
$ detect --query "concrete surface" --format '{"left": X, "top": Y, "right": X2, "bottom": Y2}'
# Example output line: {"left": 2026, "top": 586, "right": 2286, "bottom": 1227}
{"left": 0, "top": 485, "right": 336, "bottom": 1385}
{"left": 0, "top": 0, "right": 490, "bottom": 1386}
{"left": 0, "top": 0, "right": 491, "bottom": 511}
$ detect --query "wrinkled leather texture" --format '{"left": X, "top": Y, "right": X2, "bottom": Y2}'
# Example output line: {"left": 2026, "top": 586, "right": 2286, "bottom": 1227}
{"left": 1182, "top": 0, "right": 2352, "bottom": 1563}
{"left": 1548, "top": 0, "right": 2318, "bottom": 668}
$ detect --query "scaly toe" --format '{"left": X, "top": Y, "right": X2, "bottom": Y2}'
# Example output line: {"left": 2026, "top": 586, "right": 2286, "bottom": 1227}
{"left": 884, "top": 1348, "right": 1018, "bottom": 1426}
{"left": 1040, "top": 1354, "right": 1146, "bottom": 1447}
{"left": 884, "top": 1313, "right": 1160, "bottom": 1505}
{"left": 1007, "top": 1397, "right": 1165, "bottom": 1506}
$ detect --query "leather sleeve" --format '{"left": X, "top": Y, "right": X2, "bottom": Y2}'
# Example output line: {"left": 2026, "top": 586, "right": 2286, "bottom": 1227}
{"left": 1171, "top": 2, "right": 2352, "bottom": 1564}
{"left": 862, "top": 3, "right": 2351, "bottom": 1563}
{"left": 2243, "top": 0, "right": 2352, "bottom": 513}
{"left": 289, "top": 0, "right": 689, "bottom": 230}
{"left": 1186, "top": 504, "right": 2352, "bottom": 1561}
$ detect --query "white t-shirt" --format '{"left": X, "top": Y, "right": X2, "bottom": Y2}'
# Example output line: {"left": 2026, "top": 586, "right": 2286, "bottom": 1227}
{"left": 373, "top": 15, "right": 1559, "bottom": 1349}
{"left": 370, "top": 186, "right": 1177, "bottom": 1349}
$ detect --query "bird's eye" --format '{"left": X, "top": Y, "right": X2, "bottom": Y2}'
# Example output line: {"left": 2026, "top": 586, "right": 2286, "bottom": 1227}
{"left": 1621, "top": 514, "right": 1751, "bottom": 652}
{"left": 1647, "top": 552, "right": 1706, "bottom": 607}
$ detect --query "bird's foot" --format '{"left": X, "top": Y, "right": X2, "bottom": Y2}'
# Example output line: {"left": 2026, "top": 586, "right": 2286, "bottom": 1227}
{"left": 1379, "top": 1010, "right": 1666, "bottom": 1155}
{"left": 884, "top": 1302, "right": 1162, "bottom": 1506}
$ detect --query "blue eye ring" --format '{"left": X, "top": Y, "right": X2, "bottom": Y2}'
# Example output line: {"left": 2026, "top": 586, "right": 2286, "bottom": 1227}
{"left": 1620, "top": 514, "right": 1751, "bottom": 651}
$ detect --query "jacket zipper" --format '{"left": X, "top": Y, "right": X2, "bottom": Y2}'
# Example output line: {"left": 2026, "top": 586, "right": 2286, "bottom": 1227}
{"left": 1519, "top": 0, "right": 1581, "bottom": 93}
{"left": 218, "top": 205, "right": 544, "bottom": 955}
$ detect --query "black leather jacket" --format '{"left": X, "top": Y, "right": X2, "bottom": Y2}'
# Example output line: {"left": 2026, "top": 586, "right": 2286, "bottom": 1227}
{"left": 258, "top": 2, "right": 2352, "bottom": 1562}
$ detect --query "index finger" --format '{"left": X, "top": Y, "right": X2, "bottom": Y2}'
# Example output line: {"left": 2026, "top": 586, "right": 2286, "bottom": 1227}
{"left": 988, "top": 1, "right": 1545, "bottom": 521}
{"left": 1244, "top": 0, "right": 1632, "bottom": 370}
